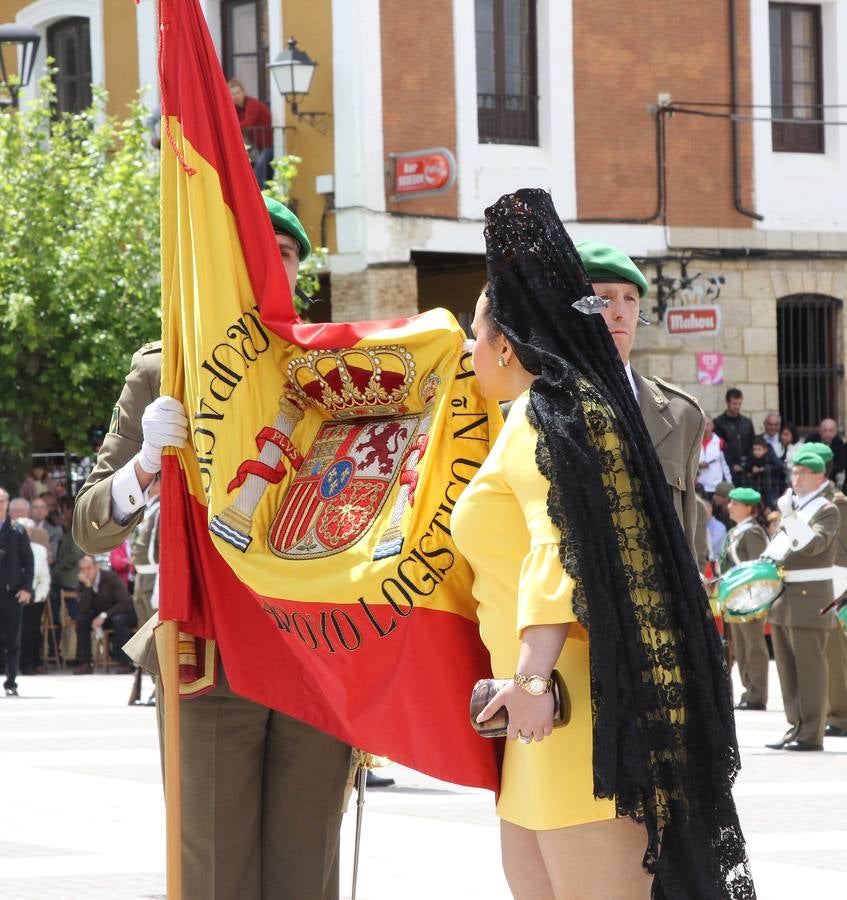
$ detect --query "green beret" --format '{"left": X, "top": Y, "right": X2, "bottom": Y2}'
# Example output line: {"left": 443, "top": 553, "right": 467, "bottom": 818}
{"left": 728, "top": 487, "right": 761, "bottom": 506}
{"left": 802, "top": 441, "right": 834, "bottom": 463}
{"left": 575, "top": 240, "right": 649, "bottom": 299}
{"left": 792, "top": 449, "right": 826, "bottom": 473}
{"left": 714, "top": 481, "right": 734, "bottom": 498}
{"left": 263, "top": 195, "right": 311, "bottom": 261}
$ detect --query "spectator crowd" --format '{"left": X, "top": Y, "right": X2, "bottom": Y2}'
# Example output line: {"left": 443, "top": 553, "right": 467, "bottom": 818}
{"left": 0, "top": 464, "right": 159, "bottom": 696}
{"left": 695, "top": 387, "right": 836, "bottom": 539}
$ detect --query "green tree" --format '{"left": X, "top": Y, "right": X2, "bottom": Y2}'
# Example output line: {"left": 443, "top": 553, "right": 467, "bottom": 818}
{"left": 0, "top": 77, "right": 160, "bottom": 488}
{"left": 0, "top": 76, "right": 318, "bottom": 489}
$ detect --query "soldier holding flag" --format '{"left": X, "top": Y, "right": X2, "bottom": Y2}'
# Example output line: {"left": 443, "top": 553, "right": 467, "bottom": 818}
{"left": 73, "top": 198, "right": 352, "bottom": 900}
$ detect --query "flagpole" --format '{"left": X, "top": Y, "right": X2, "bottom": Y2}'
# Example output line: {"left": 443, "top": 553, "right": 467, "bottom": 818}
{"left": 161, "top": 618, "right": 183, "bottom": 899}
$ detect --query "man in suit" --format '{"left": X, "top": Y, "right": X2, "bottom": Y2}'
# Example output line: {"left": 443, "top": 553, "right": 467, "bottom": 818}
{"left": 0, "top": 488, "right": 34, "bottom": 696}
{"left": 804, "top": 418, "right": 847, "bottom": 487}
{"left": 72, "top": 198, "right": 352, "bottom": 900}
{"left": 576, "top": 241, "right": 705, "bottom": 557}
{"left": 765, "top": 446, "right": 840, "bottom": 751}
{"left": 74, "top": 554, "right": 137, "bottom": 673}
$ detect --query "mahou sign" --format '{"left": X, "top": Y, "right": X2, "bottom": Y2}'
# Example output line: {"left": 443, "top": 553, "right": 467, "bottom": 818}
{"left": 390, "top": 147, "right": 457, "bottom": 201}
{"left": 665, "top": 306, "right": 721, "bottom": 336}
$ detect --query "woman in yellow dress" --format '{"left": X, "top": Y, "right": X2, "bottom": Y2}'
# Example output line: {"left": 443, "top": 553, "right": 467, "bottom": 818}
{"left": 452, "top": 190, "right": 754, "bottom": 900}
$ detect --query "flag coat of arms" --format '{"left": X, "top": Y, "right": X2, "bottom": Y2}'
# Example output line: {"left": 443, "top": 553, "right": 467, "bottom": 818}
{"left": 157, "top": 0, "right": 501, "bottom": 789}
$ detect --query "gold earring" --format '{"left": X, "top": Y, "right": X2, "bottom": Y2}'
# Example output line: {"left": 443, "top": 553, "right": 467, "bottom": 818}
{"left": 498, "top": 355, "right": 508, "bottom": 368}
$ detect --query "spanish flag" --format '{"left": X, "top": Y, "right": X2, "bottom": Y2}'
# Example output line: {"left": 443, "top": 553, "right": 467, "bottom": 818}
{"left": 157, "top": 0, "right": 500, "bottom": 789}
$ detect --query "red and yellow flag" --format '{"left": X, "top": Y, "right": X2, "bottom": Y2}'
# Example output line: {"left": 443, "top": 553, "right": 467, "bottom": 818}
{"left": 157, "top": 0, "right": 500, "bottom": 789}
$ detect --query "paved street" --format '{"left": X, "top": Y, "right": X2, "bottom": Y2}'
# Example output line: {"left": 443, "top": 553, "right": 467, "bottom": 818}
{"left": 0, "top": 663, "right": 845, "bottom": 899}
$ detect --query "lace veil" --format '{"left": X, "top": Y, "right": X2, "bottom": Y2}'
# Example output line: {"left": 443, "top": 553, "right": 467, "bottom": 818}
{"left": 484, "top": 189, "right": 755, "bottom": 900}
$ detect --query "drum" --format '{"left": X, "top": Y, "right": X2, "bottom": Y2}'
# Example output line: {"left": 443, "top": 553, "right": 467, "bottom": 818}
{"left": 837, "top": 600, "right": 847, "bottom": 638}
{"left": 719, "top": 559, "right": 783, "bottom": 622}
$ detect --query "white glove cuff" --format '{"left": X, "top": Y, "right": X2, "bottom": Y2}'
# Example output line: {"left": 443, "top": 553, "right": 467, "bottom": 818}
{"left": 111, "top": 457, "right": 151, "bottom": 524}
{"left": 137, "top": 442, "right": 163, "bottom": 476}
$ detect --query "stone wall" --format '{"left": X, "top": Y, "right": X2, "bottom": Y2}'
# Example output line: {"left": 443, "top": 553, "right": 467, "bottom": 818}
{"left": 631, "top": 257, "right": 847, "bottom": 429}
{"left": 330, "top": 264, "right": 419, "bottom": 322}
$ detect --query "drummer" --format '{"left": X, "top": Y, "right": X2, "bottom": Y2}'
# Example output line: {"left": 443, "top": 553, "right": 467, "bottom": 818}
{"left": 803, "top": 442, "right": 847, "bottom": 739}
{"left": 765, "top": 446, "right": 840, "bottom": 751}
{"left": 722, "top": 487, "right": 770, "bottom": 711}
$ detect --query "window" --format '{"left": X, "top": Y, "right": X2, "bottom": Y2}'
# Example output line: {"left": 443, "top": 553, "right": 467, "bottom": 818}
{"left": 475, "top": 0, "right": 538, "bottom": 145}
{"left": 47, "top": 17, "right": 92, "bottom": 114}
{"left": 222, "top": 0, "right": 270, "bottom": 105}
{"left": 769, "top": 3, "right": 823, "bottom": 153}
{"left": 777, "top": 294, "right": 843, "bottom": 429}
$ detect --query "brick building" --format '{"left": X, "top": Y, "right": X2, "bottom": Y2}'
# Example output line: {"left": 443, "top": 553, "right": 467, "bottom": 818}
{"left": 3, "top": 0, "right": 847, "bottom": 430}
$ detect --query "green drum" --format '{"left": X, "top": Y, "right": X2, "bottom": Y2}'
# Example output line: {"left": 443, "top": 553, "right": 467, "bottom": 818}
{"left": 837, "top": 600, "right": 847, "bottom": 637}
{"left": 719, "top": 559, "right": 783, "bottom": 622}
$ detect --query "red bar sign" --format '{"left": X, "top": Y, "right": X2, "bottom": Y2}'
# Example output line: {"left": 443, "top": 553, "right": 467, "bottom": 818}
{"left": 390, "top": 148, "right": 457, "bottom": 200}
{"left": 665, "top": 306, "right": 721, "bottom": 336}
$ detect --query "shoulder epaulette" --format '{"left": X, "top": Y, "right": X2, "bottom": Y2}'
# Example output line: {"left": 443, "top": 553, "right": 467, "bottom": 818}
{"left": 653, "top": 376, "right": 701, "bottom": 409}
{"left": 141, "top": 340, "right": 163, "bottom": 355}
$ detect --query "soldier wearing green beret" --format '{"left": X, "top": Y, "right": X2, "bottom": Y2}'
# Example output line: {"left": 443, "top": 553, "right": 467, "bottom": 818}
{"left": 73, "top": 196, "right": 352, "bottom": 900}
{"left": 576, "top": 241, "right": 705, "bottom": 560}
{"left": 764, "top": 447, "right": 841, "bottom": 750}
{"left": 721, "top": 487, "right": 769, "bottom": 710}
{"left": 798, "top": 443, "right": 847, "bottom": 738}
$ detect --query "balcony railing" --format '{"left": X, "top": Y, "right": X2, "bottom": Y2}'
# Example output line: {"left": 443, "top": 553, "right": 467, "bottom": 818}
{"left": 238, "top": 125, "right": 290, "bottom": 188}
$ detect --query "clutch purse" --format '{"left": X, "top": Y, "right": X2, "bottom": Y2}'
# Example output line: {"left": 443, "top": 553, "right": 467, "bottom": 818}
{"left": 469, "top": 670, "right": 570, "bottom": 738}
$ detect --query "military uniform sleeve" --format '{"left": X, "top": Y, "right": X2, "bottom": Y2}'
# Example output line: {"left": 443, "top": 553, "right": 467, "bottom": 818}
{"left": 73, "top": 345, "right": 159, "bottom": 554}
{"left": 132, "top": 513, "right": 154, "bottom": 569}
{"left": 800, "top": 505, "right": 841, "bottom": 558}
{"left": 694, "top": 498, "right": 708, "bottom": 568}
{"left": 680, "top": 403, "right": 706, "bottom": 559}
{"left": 500, "top": 400, "right": 577, "bottom": 637}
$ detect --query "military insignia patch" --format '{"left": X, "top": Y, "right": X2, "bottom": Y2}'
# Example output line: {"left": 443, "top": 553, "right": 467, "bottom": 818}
{"left": 268, "top": 416, "right": 419, "bottom": 559}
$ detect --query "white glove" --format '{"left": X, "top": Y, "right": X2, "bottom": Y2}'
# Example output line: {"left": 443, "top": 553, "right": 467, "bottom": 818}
{"left": 137, "top": 396, "right": 189, "bottom": 474}
{"left": 776, "top": 491, "right": 794, "bottom": 517}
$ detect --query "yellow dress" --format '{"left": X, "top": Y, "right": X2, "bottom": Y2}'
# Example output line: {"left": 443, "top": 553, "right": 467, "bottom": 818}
{"left": 452, "top": 392, "right": 616, "bottom": 830}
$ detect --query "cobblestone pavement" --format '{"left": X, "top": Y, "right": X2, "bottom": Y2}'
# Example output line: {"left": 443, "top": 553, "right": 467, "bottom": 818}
{"left": 1, "top": 663, "right": 845, "bottom": 899}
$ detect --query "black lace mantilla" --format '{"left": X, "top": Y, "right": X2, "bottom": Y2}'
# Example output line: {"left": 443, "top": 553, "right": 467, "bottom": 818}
{"left": 484, "top": 189, "right": 755, "bottom": 900}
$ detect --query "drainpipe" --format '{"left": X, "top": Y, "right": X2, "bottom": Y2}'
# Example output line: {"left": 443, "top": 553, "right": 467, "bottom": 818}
{"left": 729, "top": 0, "right": 763, "bottom": 220}
{"left": 577, "top": 105, "right": 667, "bottom": 224}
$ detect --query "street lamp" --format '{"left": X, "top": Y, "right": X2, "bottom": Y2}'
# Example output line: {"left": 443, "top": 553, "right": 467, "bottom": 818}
{"left": 0, "top": 23, "right": 41, "bottom": 109}
{"left": 268, "top": 37, "right": 328, "bottom": 132}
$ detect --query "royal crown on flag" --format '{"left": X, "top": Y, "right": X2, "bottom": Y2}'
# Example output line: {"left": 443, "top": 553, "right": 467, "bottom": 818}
{"left": 286, "top": 346, "right": 416, "bottom": 418}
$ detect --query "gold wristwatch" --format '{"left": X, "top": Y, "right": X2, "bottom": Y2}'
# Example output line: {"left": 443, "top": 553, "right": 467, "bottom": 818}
{"left": 513, "top": 673, "right": 553, "bottom": 696}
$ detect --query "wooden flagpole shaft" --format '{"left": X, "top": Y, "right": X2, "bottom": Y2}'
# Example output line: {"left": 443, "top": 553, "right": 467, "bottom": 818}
{"left": 161, "top": 619, "right": 183, "bottom": 899}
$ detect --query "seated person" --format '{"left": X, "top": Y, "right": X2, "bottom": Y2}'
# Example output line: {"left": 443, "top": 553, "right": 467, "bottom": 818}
{"left": 74, "top": 555, "right": 137, "bottom": 674}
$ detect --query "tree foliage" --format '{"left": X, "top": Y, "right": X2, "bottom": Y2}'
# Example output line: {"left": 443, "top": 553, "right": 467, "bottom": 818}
{"left": 0, "top": 76, "right": 321, "bottom": 485}
{"left": 0, "top": 77, "right": 160, "bottom": 482}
